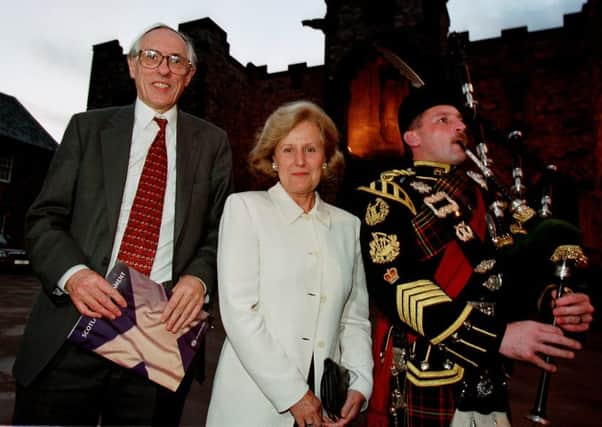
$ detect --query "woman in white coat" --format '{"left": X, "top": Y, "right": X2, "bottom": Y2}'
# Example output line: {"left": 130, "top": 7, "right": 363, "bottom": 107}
{"left": 206, "top": 101, "right": 373, "bottom": 427}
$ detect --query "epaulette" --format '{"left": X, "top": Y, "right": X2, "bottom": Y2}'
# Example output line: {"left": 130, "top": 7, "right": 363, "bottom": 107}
{"left": 357, "top": 168, "right": 417, "bottom": 215}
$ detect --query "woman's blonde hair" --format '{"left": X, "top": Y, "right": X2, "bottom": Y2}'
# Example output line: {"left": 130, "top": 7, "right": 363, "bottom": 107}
{"left": 248, "top": 100, "right": 344, "bottom": 201}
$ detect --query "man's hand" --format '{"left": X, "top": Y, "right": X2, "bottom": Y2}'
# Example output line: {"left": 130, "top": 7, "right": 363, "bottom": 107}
{"left": 500, "top": 320, "right": 583, "bottom": 372}
{"left": 323, "top": 390, "right": 365, "bottom": 426}
{"left": 290, "top": 390, "right": 322, "bottom": 427}
{"left": 161, "top": 274, "right": 205, "bottom": 332}
{"left": 552, "top": 291, "right": 594, "bottom": 333}
{"left": 65, "top": 268, "right": 127, "bottom": 319}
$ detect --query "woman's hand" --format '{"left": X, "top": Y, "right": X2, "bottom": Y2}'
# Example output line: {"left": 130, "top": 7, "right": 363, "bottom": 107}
{"left": 323, "top": 390, "right": 366, "bottom": 426}
{"left": 290, "top": 390, "right": 322, "bottom": 427}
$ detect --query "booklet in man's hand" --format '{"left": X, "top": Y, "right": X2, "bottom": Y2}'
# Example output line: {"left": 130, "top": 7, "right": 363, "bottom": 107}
{"left": 67, "top": 262, "right": 210, "bottom": 391}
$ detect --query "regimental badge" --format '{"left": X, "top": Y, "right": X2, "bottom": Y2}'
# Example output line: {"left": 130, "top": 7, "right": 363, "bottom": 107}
{"left": 423, "top": 191, "right": 460, "bottom": 218}
{"left": 474, "top": 259, "right": 496, "bottom": 274}
{"left": 482, "top": 273, "right": 503, "bottom": 292}
{"left": 383, "top": 267, "right": 399, "bottom": 284}
{"left": 466, "top": 170, "right": 488, "bottom": 190}
{"left": 369, "top": 232, "right": 400, "bottom": 264}
{"left": 410, "top": 180, "right": 432, "bottom": 194}
{"left": 454, "top": 221, "right": 474, "bottom": 242}
{"left": 365, "top": 197, "right": 390, "bottom": 226}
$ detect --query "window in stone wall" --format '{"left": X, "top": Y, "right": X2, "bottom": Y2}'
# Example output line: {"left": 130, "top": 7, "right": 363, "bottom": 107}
{"left": 0, "top": 156, "right": 14, "bottom": 183}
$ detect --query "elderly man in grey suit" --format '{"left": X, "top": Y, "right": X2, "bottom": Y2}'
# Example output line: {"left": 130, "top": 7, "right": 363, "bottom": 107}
{"left": 12, "top": 23, "right": 233, "bottom": 426}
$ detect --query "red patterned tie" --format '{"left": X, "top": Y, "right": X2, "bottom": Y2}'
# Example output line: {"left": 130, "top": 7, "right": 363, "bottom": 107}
{"left": 117, "top": 117, "right": 168, "bottom": 276}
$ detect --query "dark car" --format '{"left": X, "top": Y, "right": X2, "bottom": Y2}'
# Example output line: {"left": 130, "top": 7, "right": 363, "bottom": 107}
{"left": 0, "top": 233, "right": 30, "bottom": 270}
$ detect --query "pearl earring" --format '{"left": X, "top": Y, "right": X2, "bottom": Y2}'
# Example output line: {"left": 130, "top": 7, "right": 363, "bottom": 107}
{"left": 272, "top": 162, "right": 278, "bottom": 171}
{"left": 322, "top": 162, "right": 328, "bottom": 170}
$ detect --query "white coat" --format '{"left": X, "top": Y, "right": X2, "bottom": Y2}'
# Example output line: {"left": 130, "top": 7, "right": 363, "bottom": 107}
{"left": 206, "top": 183, "right": 373, "bottom": 427}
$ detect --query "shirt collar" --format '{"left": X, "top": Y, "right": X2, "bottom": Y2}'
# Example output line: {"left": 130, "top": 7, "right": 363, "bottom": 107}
{"left": 268, "top": 182, "right": 331, "bottom": 228}
{"left": 134, "top": 98, "right": 177, "bottom": 132}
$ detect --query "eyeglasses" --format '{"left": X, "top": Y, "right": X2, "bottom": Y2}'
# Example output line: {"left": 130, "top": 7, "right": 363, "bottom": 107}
{"left": 136, "top": 49, "right": 193, "bottom": 75}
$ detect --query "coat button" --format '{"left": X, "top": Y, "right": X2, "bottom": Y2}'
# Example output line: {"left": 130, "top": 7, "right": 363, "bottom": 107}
{"left": 320, "top": 295, "right": 327, "bottom": 304}
{"left": 317, "top": 341, "right": 325, "bottom": 348}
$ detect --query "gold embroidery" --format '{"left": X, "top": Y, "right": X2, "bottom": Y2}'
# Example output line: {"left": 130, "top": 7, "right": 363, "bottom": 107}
{"left": 357, "top": 169, "right": 416, "bottom": 214}
{"left": 369, "top": 232, "right": 400, "bottom": 264}
{"left": 365, "top": 197, "right": 390, "bottom": 226}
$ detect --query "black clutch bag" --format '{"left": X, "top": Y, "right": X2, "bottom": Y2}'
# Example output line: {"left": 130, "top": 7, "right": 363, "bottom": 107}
{"left": 320, "top": 358, "right": 350, "bottom": 421}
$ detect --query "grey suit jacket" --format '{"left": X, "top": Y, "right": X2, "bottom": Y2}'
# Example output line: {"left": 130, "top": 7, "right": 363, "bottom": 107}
{"left": 13, "top": 104, "right": 233, "bottom": 386}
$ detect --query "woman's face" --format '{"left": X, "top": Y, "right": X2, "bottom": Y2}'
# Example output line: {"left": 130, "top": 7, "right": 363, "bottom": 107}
{"left": 273, "top": 120, "right": 326, "bottom": 202}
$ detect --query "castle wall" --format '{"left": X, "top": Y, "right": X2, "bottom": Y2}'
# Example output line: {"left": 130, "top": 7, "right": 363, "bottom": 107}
{"left": 86, "top": 1, "right": 602, "bottom": 264}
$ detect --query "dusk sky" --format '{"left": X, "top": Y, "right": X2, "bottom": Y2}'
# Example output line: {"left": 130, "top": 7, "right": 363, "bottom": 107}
{"left": 1, "top": 0, "right": 586, "bottom": 141}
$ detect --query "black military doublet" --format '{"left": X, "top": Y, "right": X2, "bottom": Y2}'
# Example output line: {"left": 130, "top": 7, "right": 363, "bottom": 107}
{"left": 358, "top": 161, "right": 510, "bottom": 409}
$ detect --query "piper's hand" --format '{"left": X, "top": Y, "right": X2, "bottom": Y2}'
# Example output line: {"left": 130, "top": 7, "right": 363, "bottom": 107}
{"left": 290, "top": 390, "right": 322, "bottom": 427}
{"left": 323, "top": 390, "right": 365, "bottom": 426}
{"left": 500, "top": 320, "right": 582, "bottom": 372}
{"left": 553, "top": 291, "right": 594, "bottom": 333}
{"left": 161, "top": 274, "right": 205, "bottom": 332}
{"left": 65, "top": 268, "right": 127, "bottom": 319}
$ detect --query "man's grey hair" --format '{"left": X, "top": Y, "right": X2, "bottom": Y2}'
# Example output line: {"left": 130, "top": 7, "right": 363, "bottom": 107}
{"left": 128, "top": 23, "right": 198, "bottom": 67}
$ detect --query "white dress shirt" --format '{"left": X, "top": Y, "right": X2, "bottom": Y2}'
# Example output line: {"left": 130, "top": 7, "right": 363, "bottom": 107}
{"left": 58, "top": 98, "right": 177, "bottom": 290}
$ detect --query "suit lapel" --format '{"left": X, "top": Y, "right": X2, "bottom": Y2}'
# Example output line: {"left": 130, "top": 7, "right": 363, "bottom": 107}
{"left": 175, "top": 111, "right": 201, "bottom": 245}
{"left": 100, "top": 106, "right": 135, "bottom": 242}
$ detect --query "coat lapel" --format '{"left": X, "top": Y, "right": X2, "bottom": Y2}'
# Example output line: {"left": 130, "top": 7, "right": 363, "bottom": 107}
{"left": 175, "top": 112, "right": 201, "bottom": 245}
{"left": 100, "top": 106, "right": 134, "bottom": 242}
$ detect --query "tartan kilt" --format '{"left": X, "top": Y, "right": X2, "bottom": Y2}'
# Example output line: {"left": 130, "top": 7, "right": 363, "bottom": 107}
{"left": 405, "top": 380, "right": 456, "bottom": 427}
{"left": 367, "top": 312, "right": 457, "bottom": 427}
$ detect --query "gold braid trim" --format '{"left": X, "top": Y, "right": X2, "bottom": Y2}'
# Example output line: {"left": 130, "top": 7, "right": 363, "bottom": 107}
{"left": 406, "top": 361, "right": 465, "bottom": 387}
{"left": 471, "top": 325, "right": 497, "bottom": 338}
{"left": 431, "top": 305, "right": 473, "bottom": 344}
{"left": 457, "top": 338, "right": 487, "bottom": 353}
{"left": 396, "top": 280, "right": 452, "bottom": 336}
{"left": 444, "top": 347, "right": 479, "bottom": 368}
{"left": 358, "top": 171, "right": 416, "bottom": 215}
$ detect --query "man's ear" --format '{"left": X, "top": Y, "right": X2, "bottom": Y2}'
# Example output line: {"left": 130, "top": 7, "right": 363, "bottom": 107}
{"left": 403, "top": 130, "right": 420, "bottom": 148}
{"left": 183, "top": 66, "right": 196, "bottom": 87}
{"left": 127, "top": 56, "right": 136, "bottom": 79}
